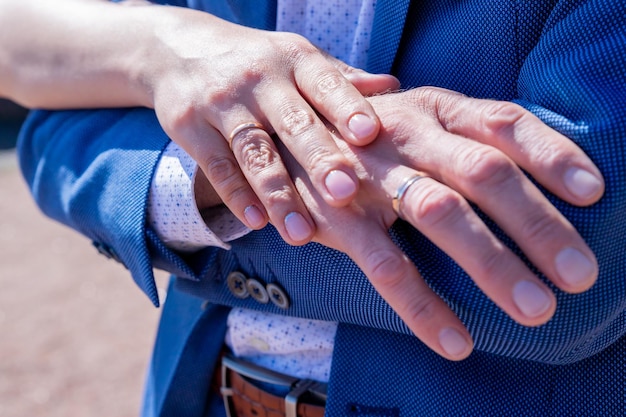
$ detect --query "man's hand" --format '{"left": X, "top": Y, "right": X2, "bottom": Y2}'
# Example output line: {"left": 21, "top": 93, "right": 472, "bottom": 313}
{"left": 279, "top": 87, "right": 604, "bottom": 360}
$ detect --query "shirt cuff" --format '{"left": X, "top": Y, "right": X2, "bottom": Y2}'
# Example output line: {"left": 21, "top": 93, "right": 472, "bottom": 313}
{"left": 147, "top": 141, "right": 251, "bottom": 252}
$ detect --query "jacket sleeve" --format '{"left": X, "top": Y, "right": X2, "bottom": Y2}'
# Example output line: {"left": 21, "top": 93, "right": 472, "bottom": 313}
{"left": 17, "top": 108, "right": 215, "bottom": 306}
{"left": 395, "top": 0, "right": 626, "bottom": 364}
{"left": 16, "top": 0, "right": 626, "bottom": 365}
{"left": 502, "top": 0, "right": 626, "bottom": 362}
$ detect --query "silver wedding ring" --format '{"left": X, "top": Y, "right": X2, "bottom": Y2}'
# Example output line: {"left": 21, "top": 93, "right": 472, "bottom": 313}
{"left": 392, "top": 173, "right": 428, "bottom": 218}
{"left": 228, "top": 122, "right": 266, "bottom": 148}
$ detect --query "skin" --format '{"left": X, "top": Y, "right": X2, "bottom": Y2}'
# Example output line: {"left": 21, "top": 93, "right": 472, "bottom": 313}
{"left": 0, "top": 0, "right": 399, "bottom": 244}
{"left": 197, "top": 87, "right": 604, "bottom": 360}
{"left": 0, "top": 0, "right": 605, "bottom": 359}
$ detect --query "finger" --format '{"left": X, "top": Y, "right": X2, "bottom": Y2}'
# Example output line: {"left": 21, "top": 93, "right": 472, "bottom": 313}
{"left": 171, "top": 121, "right": 270, "bottom": 231}
{"left": 283, "top": 136, "right": 473, "bottom": 360}
{"left": 339, "top": 221, "right": 474, "bottom": 361}
{"left": 376, "top": 91, "right": 600, "bottom": 294}
{"left": 385, "top": 167, "right": 557, "bottom": 327}
{"left": 222, "top": 119, "right": 316, "bottom": 245}
{"left": 260, "top": 86, "right": 362, "bottom": 207}
{"left": 293, "top": 52, "right": 384, "bottom": 146}
{"left": 342, "top": 72, "right": 401, "bottom": 96}
{"left": 323, "top": 53, "right": 400, "bottom": 96}
{"left": 427, "top": 88, "right": 605, "bottom": 206}
{"left": 410, "top": 127, "right": 598, "bottom": 294}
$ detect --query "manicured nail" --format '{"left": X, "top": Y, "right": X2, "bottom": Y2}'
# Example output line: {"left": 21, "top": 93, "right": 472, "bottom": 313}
{"left": 348, "top": 113, "right": 377, "bottom": 140}
{"left": 244, "top": 205, "right": 265, "bottom": 229}
{"left": 564, "top": 167, "right": 602, "bottom": 200}
{"left": 325, "top": 170, "right": 357, "bottom": 201}
{"left": 555, "top": 247, "right": 596, "bottom": 288}
{"left": 284, "top": 212, "right": 312, "bottom": 242}
{"left": 512, "top": 280, "right": 552, "bottom": 318}
{"left": 439, "top": 328, "right": 470, "bottom": 358}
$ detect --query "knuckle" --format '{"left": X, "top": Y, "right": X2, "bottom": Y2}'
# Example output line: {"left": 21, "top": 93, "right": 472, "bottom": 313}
{"left": 333, "top": 59, "right": 356, "bottom": 74}
{"left": 222, "top": 183, "right": 252, "bottom": 205}
{"left": 404, "top": 295, "right": 439, "bottom": 326}
{"left": 410, "top": 86, "right": 439, "bottom": 104}
{"left": 303, "top": 144, "right": 336, "bottom": 175}
{"left": 163, "top": 106, "right": 196, "bottom": 138}
{"left": 206, "top": 85, "right": 237, "bottom": 110}
{"left": 481, "top": 102, "right": 570, "bottom": 171}
{"left": 480, "top": 101, "right": 527, "bottom": 133}
{"left": 239, "top": 61, "right": 266, "bottom": 85}
{"left": 236, "top": 135, "right": 278, "bottom": 174}
{"left": 315, "top": 72, "right": 345, "bottom": 97}
{"left": 412, "top": 184, "right": 466, "bottom": 230}
{"left": 264, "top": 185, "right": 295, "bottom": 208}
{"left": 277, "top": 104, "right": 317, "bottom": 138}
{"left": 458, "top": 146, "right": 516, "bottom": 189}
{"left": 410, "top": 86, "right": 454, "bottom": 114}
{"left": 202, "top": 154, "right": 239, "bottom": 184}
{"left": 527, "top": 141, "right": 561, "bottom": 167}
{"left": 277, "top": 34, "right": 318, "bottom": 64}
{"left": 519, "top": 211, "right": 562, "bottom": 246}
{"left": 364, "top": 248, "right": 410, "bottom": 289}
{"left": 205, "top": 69, "right": 266, "bottom": 113}
{"left": 474, "top": 248, "right": 509, "bottom": 285}
{"left": 202, "top": 156, "right": 251, "bottom": 204}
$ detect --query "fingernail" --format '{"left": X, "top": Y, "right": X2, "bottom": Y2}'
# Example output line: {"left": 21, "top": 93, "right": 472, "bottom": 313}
{"left": 284, "top": 212, "right": 313, "bottom": 242}
{"left": 564, "top": 167, "right": 602, "bottom": 200}
{"left": 555, "top": 247, "right": 596, "bottom": 288}
{"left": 325, "top": 170, "right": 357, "bottom": 200}
{"left": 512, "top": 280, "right": 553, "bottom": 318}
{"left": 439, "top": 328, "right": 471, "bottom": 358}
{"left": 348, "top": 113, "right": 377, "bottom": 140}
{"left": 244, "top": 205, "right": 265, "bottom": 229}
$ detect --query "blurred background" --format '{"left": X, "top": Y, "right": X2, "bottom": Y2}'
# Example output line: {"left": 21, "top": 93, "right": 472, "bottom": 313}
{"left": 0, "top": 99, "right": 168, "bottom": 417}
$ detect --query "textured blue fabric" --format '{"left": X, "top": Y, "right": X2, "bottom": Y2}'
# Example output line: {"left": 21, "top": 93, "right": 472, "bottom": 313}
{"left": 365, "top": 0, "right": 411, "bottom": 74}
{"left": 141, "top": 278, "right": 230, "bottom": 417}
{"left": 17, "top": 0, "right": 626, "bottom": 416}
{"left": 186, "top": 0, "right": 277, "bottom": 29}
{"left": 18, "top": 108, "right": 170, "bottom": 307}
{"left": 327, "top": 324, "right": 626, "bottom": 416}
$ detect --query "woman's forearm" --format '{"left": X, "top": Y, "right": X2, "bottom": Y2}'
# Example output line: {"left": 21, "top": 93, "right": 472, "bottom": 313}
{"left": 0, "top": 0, "right": 165, "bottom": 109}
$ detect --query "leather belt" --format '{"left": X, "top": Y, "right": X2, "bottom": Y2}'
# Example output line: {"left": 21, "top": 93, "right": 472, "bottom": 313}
{"left": 220, "top": 354, "right": 326, "bottom": 417}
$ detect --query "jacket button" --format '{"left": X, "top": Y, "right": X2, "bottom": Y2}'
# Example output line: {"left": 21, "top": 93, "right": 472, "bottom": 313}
{"left": 92, "top": 241, "right": 123, "bottom": 264}
{"left": 246, "top": 279, "right": 269, "bottom": 304}
{"left": 266, "top": 283, "right": 290, "bottom": 309}
{"left": 227, "top": 271, "right": 249, "bottom": 299}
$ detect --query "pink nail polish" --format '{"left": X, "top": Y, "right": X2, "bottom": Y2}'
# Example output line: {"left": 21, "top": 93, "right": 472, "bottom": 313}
{"left": 512, "top": 280, "right": 552, "bottom": 318}
{"left": 244, "top": 205, "right": 265, "bottom": 229}
{"left": 284, "top": 212, "right": 312, "bottom": 242}
{"left": 555, "top": 247, "right": 596, "bottom": 288}
{"left": 325, "top": 170, "right": 357, "bottom": 200}
{"left": 348, "top": 113, "right": 377, "bottom": 140}
{"left": 439, "top": 328, "right": 470, "bottom": 358}
{"left": 564, "top": 167, "right": 603, "bottom": 200}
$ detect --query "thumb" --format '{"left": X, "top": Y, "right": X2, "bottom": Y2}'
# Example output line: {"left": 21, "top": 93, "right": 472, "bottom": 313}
{"left": 325, "top": 53, "right": 401, "bottom": 96}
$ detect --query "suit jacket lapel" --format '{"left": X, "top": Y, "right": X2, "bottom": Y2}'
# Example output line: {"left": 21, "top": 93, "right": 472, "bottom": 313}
{"left": 229, "top": 0, "right": 278, "bottom": 30}
{"left": 367, "top": 0, "right": 412, "bottom": 74}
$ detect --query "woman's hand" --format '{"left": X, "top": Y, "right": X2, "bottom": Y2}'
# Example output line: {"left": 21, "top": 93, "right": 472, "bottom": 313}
{"left": 276, "top": 87, "right": 604, "bottom": 360}
{"left": 0, "top": 0, "right": 398, "bottom": 245}
{"left": 142, "top": 5, "right": 399, "bottom": 245}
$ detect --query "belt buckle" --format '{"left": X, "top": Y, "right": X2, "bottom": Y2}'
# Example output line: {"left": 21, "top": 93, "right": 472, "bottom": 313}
{"left": 221, "top": 354, "right": 327, "bottom": 417}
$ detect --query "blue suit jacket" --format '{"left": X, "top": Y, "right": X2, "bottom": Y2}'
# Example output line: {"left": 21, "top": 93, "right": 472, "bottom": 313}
{"left": 18, "top": 0, "right": 626, "bottom": 415}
